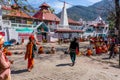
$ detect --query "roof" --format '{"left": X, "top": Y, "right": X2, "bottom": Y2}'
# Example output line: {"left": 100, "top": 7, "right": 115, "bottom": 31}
{"left": 33, "top": 10, "right": 60, "bottom": 21}
{"left": 2, "top": 5, "right": 34, "bottom": 19}
{"left": 11, "top": 4, "right": 20, "bottom": 9}
{"left": 55, "top": 29, "right": 83, "bottom": 33}
{"left": 90, "top": 23, "right": 107, "bottom": 27}
{"left": 35, "top": 22, "right": 49, "bottom": 32}
{"left": 34, "top": 2, "right": 60, "bottom": 22}
{"left": 95, "top": 16, "right": 103, "bottom": 22}
{"left": 68, "top": 18, "right": 82, "bottom": 26}
{"left": 39, "top": 2, "right": 50, "bottom": 8}
{"left": 34, "top": 3, "right": 82, "bottom": 25}
{"left": 5, "top": 9, "right": 33, "bottom": 19}
{"left": 2, "top": 6, "right": 12, "bottom": 10}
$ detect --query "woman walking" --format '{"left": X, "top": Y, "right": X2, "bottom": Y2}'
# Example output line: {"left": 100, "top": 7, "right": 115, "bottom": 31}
{"left": 69, "top": 37, "right": 79, "bottom": 66}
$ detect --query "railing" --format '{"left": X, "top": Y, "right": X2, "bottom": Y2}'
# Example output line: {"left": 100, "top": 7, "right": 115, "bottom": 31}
{"left": 2, "top": 20, "right": 11, "bottom": 28}
{"left": 11, "top": 23, "right": 37, "bottom": 28}
{"left": 2, "top": 20, "right": 37, "bottom": 28}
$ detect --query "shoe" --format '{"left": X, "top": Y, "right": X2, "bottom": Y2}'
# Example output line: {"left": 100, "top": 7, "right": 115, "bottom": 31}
{"left": 71, "top": 62, "right": 75, "bottom": 66}
{"left": 28, "top": 69, "right": 31, "bottom": 72}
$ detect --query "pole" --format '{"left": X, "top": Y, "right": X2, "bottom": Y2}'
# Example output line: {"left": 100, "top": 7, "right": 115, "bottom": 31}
{"left": 118, "top": 30, "right": 120, "bottom": 67}
{"left": 115, "top": 0, "right": 120, "bottom": 67}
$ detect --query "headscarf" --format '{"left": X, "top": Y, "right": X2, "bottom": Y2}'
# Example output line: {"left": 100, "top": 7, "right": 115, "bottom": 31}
{"left": 29, "top": 35, "right": 35, "bottom": 41}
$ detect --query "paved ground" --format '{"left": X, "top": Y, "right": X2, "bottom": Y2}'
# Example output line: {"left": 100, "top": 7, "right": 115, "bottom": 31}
{"left": 8, "top": 42, "right": 120, "bottom": 80}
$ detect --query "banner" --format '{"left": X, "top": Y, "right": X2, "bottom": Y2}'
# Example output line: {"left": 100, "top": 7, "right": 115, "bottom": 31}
{"left": 18, "top": 33, "right": 33, "bottom": 39}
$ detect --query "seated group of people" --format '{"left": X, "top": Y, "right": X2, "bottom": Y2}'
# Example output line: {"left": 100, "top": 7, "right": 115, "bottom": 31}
{"left": 38, "top": 46, "right": 56, "bottom": 54}
{"left": 86, "top": 37, "right": 119, "bottom": 56}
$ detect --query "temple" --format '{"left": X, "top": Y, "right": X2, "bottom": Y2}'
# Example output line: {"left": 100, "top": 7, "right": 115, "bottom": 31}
{"left": 0, "top": 2, "right": 109, "bottom": 43}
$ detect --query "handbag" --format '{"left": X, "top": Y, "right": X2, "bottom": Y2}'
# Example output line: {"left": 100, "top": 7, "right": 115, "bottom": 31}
{"left": 76, "top": 48, "right": 79, "bottom": 55}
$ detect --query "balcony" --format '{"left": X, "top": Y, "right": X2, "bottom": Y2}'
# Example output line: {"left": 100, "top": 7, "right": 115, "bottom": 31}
{"left": 2, "top": 20, "right": 11, "bottom": 28}
{"left": 11, "top": 23, "right": 35, "bottom": 28}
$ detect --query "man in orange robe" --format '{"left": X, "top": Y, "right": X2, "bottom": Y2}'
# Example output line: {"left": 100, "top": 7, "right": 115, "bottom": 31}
{"left": 38, "top": 46, "right": 44, "bottom": 54}
{"left": 86, "top": 48, "right": 92, "bottom": 56}
{"left": 102, "top": 43, "right": 108, "bottom": 53}
{"left": 25, "top": 35, "right": 37, "bottom": 72}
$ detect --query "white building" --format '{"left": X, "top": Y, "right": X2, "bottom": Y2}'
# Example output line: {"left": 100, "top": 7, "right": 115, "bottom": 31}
{"left": 82, "top": 16, "right": 109, "bottom": 38}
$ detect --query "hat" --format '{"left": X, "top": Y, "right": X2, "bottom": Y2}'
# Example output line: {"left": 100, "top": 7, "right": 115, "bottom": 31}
{"left": 0, "top": 35, "right": 4, "bottom": 45}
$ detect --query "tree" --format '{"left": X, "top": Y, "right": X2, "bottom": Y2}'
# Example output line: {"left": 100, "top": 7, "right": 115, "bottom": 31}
{"left": 13, "top": 0, "right": 35, "bottom": 13}
{"left": 49, "top": 7, "right": 55, "bottom": 13}
{"left": 115, "top": 0, "right": 120, "bottom": 29}
{"left": 115, "top": 0, "right": 120, "bottom": 67}
{"left": 107, "top": 12, "right": 115, "bottom": 31}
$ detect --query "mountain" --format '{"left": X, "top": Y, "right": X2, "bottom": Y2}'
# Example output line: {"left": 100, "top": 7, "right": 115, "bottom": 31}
{"left": 57, "top": 0, "right": 114, "bottom": 21}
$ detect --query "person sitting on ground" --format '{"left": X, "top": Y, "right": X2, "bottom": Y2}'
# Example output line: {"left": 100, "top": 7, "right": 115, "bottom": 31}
{"left": 3, "top": 47, "right": 12, "bottom": 56}
{"left": 102, "top": 43, "right": 108, "bottom": 53}
{"left": 38, "top": 46, "right": 44, "bottom": 54}
{"left": 50, "top": 47, "right": 56, "bottom": 54}
{"left": 86, "top": 48, "right": 92, "bottom": 56}
{"left": 113, "top": 44, "right": 119, "bottom": 57}
{"left": 96, "top": 45, "right": 101, "bottom": 54}
{"left": 92, "top": 47, "right": 96, "bottom": 55}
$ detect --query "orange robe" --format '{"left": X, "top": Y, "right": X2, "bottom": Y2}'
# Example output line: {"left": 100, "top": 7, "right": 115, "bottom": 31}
{"left": 102, "top": 45, "right": 108, "bottom": 53}
{"left": 96, "top": 46, "right": 102, "bottom": 54}
{"left": 3, "top": 48, "right": 12, "bottom": 56}
{"left": 86, "top": 49, "right": 92, "bottom": 56}
{"left": 38, "top": 46, "right": 43, "bottom": 54}
{"left": 25, "top": 42, "right": 35, "bottom": 69}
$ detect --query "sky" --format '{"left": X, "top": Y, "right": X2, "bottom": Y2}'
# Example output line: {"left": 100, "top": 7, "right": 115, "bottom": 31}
{"left": 28, "top": 0, "right": 102, "bottom": 13}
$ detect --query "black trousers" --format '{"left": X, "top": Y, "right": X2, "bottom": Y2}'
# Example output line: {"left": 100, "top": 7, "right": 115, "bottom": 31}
{"left": 109, "top": 50, "right": 116, "bottom": 59}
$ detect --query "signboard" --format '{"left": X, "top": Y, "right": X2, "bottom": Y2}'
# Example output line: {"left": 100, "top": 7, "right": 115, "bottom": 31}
{"left": 18, "top": 33, "right": 33, "bottom": 39}
{"left": 0, "top": 32, "right": 5, "bottom": 36}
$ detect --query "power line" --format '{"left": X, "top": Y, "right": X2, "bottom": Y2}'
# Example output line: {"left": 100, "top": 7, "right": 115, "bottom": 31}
{"left": 57, "top": 0, "right": 99, "bottom": 14}
{"left": 58, "top": 0, "right": 116, "bottom": 19}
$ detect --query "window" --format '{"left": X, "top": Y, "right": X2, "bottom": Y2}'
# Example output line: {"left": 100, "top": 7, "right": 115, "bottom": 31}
{"left": 10, "top": 17, "right": 15, "bottom": 23}
{"left": 16, "top": 18, "right": 21, "bottom": 23}
{"left": 21, "top": 19, "right": 27, "bottom": 24}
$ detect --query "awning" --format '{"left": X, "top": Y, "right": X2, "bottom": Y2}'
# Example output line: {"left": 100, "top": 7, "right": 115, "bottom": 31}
{"left": 16, "top": 27, "right": 33, "bottom": 33}
{"left": 35, "top": 22, "right": 49, "bottom": 32}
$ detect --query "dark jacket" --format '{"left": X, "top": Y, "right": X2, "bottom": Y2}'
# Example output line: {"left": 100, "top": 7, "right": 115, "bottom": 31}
{"left": 69, "top": 41, "right": 79, "bottom": 52}
{"left": 109, "top": 42, "right": 115, "bottom": 51}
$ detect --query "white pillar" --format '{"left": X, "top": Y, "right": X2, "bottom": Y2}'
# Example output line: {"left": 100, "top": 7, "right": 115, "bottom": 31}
{"left": 59, "top": 2, "right": 69, "bottom": 28}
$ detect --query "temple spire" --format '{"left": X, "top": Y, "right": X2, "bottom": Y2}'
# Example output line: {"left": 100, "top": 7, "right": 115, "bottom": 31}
{"left": 59, "top": 2, "right": 69, "bottom": 28}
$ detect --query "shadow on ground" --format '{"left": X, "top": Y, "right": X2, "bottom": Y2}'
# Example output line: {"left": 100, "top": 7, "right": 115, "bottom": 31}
{"left": 102, "top": 57, "right": 110, "bottom": 60}
{"left": 110, "top": 65, "right": 120, "bottom": 69}
{"left": 56, "top": 63, "right": 71, "bottom": 67}
{"left": 11, "top": 69, "right": 28, "bottom": 74}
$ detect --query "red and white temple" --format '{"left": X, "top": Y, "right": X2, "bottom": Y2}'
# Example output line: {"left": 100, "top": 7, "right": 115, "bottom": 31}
{"left": 33, "top": 2, "right": 83, "bottom": 42}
